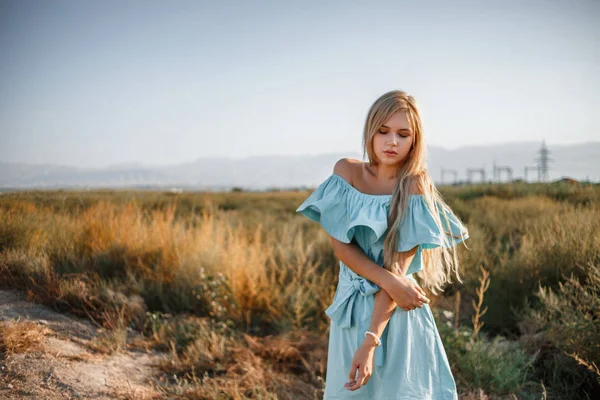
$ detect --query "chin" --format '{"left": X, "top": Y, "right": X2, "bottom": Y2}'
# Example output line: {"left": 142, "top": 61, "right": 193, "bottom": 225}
{"left": 379, "top": 155, "right": 399, "bottom": 163}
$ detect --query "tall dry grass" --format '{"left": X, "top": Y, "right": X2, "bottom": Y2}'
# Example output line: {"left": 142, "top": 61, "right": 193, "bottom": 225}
{"left": 452, "top": 195, "right": 600, "bottom": 337}
{"left": 0, "top": 198, "right": 335, "bottom": 336}
{"left": 1, "top": 182, "right": 599, "bottom": 399}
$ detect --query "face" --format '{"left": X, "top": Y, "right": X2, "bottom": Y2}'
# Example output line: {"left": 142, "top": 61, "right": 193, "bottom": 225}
{"left": 372, "top": 110, "right": 413, "bottom": 166}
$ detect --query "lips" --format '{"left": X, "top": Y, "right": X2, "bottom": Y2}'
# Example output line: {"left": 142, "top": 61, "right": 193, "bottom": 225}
{"left": 384, "top": 150, "right": 397, "bottom": 155}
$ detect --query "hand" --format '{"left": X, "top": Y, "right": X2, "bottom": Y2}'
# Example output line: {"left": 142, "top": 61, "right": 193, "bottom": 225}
{"left": 345, "top": 340, "right": 376, "bottom": 391}
{"left": 384, "top": 274, "right": 430, "bottom": 311}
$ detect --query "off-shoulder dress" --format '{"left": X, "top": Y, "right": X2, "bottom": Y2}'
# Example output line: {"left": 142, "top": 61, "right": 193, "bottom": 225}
{"left": 296, "top": 173, "right": 469, "bottom": 400}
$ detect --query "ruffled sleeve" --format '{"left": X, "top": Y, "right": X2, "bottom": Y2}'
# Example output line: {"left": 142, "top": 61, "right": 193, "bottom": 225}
{"left": 397, "top": 195, "right": 469, "bottom": 252}
{"left": 295, "top": 174, "right": 389, "bottom": 244}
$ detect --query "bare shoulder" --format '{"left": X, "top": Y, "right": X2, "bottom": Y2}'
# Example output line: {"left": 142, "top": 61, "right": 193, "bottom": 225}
{"left": 408, "top": 179, "right": 425, "bottom": 195}
{"left": 333, "top": 158, "right": 362, "bottom": 184}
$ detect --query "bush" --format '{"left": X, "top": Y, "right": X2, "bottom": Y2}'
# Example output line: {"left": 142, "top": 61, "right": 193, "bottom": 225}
{"left": 439, "top": 321, "right": 537, "bottom": 397}
{"left": 520, "top": 261, "right": 600, "bottom": 397}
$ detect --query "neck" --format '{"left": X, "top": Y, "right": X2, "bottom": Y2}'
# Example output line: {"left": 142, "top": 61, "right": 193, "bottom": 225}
{"left": 369, "top": 162, "right": 403, "bottom": 181}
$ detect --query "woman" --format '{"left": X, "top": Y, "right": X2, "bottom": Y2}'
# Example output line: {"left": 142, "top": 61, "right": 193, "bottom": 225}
{"left": 296, "top": 90, "right": 469, "bottom": 399}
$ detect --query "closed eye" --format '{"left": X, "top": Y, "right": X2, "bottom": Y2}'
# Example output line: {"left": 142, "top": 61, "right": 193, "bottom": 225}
{"left": 378, "top": 130, "right": 410, "bottom": 138}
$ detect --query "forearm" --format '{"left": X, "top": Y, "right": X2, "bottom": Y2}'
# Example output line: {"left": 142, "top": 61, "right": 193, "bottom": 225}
{"left": 366, "top": 288, "right": 396, "bottom": 338}
{"left": 362, "top": 247, "right": 418, "bottom": 346}
{"left": 331, "top": 239, "right": 396, "bottom": 290}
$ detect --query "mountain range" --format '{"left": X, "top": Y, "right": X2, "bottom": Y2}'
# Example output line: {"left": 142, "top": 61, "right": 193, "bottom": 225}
{"left": 1, "top": 141, "right": 598, "bottom": 191}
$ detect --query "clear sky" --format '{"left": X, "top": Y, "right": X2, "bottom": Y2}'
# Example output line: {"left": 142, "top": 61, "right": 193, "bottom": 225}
{"left": 1, "top": 0, "right": 598, "bottom": 168}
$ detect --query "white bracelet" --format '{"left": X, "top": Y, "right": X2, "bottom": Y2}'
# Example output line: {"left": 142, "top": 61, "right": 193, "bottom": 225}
{"left": 365, "top": 331, "right": 381, "bottom": 346}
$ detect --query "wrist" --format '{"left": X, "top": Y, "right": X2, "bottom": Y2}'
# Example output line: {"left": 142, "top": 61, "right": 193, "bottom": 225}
{"left": 362, "top": 337, "right": 378, "bottom": 350}
{"left": 363, "top": 331, "right": 381, "bottom": 348}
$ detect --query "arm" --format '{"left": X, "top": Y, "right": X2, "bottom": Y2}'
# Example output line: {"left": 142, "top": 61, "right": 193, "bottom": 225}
{"left": 363, "top": 246, "right": 418, "bottom": 345}
{"left": 331, "top": 237, "right": 427, "bottom": 310}
{"left": 330, "top": 239, "right": 399, "bottom": 290}
{"left": 345, "top": 244, "right": 423, "bottom": 392}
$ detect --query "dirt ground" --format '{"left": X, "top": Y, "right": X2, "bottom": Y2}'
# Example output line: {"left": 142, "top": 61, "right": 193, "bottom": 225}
{"left": 0, "top": 289, "right": 164, "bottom": 399}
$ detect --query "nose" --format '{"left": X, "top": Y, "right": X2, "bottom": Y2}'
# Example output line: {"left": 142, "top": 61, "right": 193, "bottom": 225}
{"left": 388, "top": 135, "right": 398, "bottom": 145}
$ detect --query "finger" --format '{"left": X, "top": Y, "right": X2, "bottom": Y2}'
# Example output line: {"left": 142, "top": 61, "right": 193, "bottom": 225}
{"left": 363, "top": 376, "right": 370, "bottom": 385}
{"left": 348, "top": 362, "right": 358, "bottom": 382}
{"left": 414, "top": 286, "right": 427, "bottom": 299}
{"left": 346, "top": 378, "right": 361, "bottom": 390}
{"left": 357, "top": 371, "right": 365, "bottom": 386}
{"left": 349, "top": 371, "right": 366, "bottom": 390}
{"left": 419, "top": 294, "right": 430, "bottom": 304}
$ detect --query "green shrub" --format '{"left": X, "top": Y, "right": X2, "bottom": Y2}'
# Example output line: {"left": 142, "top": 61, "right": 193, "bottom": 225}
{"left": 439, "top": 321, "right": 537, "bottom": 397}
{"left": 520, "top": 261, "right": 600, "bottom": 397}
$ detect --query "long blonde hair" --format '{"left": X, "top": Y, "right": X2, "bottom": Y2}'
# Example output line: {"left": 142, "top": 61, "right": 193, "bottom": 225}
{"left": 362, "top": 90, "right": 469, "bottom": 295}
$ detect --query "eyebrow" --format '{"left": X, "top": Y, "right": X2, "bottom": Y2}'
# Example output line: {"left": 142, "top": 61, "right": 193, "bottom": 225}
{"left": 381, "top": 125, "right": 412, "bottom": 132}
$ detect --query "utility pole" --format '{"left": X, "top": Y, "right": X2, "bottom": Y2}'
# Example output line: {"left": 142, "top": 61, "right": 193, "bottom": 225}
{"left": 535, "top": 140, "right": 553, "bottom": 182}
{"left": 441, "top": 168, "right": 458, "bottom": 185}
{"left": 466, "top": 168, "right": 486, "bottom": 184}
{"left": 492, "top": 161, "right": 513, "bottom": 182}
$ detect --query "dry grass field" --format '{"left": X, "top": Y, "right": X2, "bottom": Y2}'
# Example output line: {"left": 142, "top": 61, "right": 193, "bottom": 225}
{"left": 0, "top": 181, "right": 598, "bottom": 399}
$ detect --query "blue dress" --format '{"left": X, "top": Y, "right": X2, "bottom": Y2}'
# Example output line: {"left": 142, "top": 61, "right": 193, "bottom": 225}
{"left": 296, "top": 173, "right": 469, "bottom": 400}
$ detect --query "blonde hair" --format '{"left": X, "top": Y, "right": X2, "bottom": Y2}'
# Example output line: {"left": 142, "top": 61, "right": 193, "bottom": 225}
{"left": 362, "top": 90, "right": 469, "bottom": 295}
